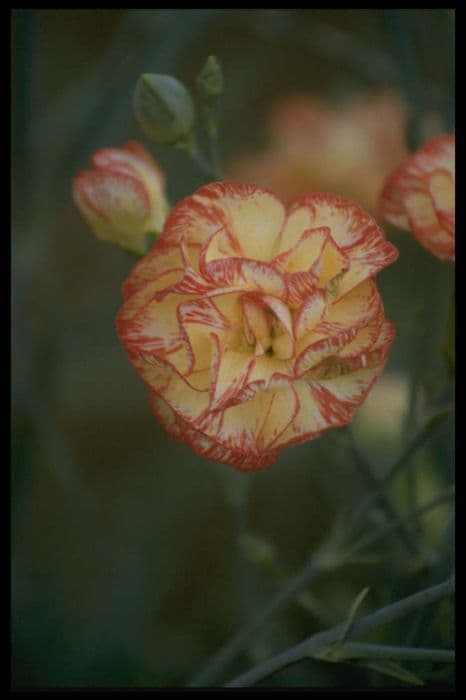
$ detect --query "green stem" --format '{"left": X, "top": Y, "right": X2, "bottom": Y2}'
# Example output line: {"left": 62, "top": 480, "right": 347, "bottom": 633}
{"left": 205, "top": 108, "right": 222, "bottom": 179}
{"left": 344, "top": 403, "right": 454, "bottom": 542}
{"left": 190, "top": 145, "right": 217, "bottom": 181}
{"left": 176, "top": 131, "right": 218, "bottom": 181}
{"left": 344, "top": 488, "right": 454, "bottom": 561}
{"left": 187, "top": 548, "right": 326, "bottom": 687}
{"left": 224, "top": 577, "right": 455, "bottom": 687}
{"left": 188, "top": 487, "right": 452, "bottom": 687}
{"left": 347, "top": 427, "right": 419, "bottom": 554}
{"left": 331, "top": 641, "right": 454, "bottom": 663}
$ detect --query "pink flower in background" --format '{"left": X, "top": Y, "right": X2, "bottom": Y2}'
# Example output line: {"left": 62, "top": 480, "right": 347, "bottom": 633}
{"left": 228, "top": 91, "right": 409, "bottom": 214}
{"left": 116, "top": 182, "right": 398, "bottom": 471}
{"left": 73, "top": 141, "right": 169, "bottom": 255}
{"left": 378, "top": 134, "right": 455, "bottom": 261}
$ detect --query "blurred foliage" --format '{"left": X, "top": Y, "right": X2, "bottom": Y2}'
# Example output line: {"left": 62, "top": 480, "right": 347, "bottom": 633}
{"left": 11, "top": 9, "right": 454, "bottom": 688}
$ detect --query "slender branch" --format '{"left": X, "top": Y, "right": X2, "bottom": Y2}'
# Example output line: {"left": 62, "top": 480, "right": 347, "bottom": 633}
{"left": 188, "top": 486, "right": 453, "bottom": 687}
{"left": 332, "top": 641, "right": 454, "bottom": 663}
{"left": 224, "top": 577, "right": 455, "bottom": 687}
{"left": 190, "top": 145, "right": 218, "bottom": 181}
{"left": 205, "top": 108, "right": 222, "bottom": 180}
{"left": 187, "top": 548, "right": 327, "bottom": 686}
{"left": 344, "top": 404, "right": 454, "bottom": 542}
{"left": 344, "top": 488, "right": 454, "bottom": 561}
{"left": 347, "top": 427, "right": 419, "bottom": 554}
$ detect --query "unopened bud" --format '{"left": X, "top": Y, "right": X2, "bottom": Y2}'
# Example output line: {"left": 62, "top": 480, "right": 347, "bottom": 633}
{"left": 134, "top": 74, "right": 195, "bottom": 145}
{"left": 72, "top": 141, "right": 169, "bottom": 255}
{"left": 196, "top": 55, "right": 223, "bottom": 104}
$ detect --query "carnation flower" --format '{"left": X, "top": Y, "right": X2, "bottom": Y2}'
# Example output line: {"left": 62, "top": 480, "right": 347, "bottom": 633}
{"left": 378, "top": 134, "right": 455, "bottom": 261}
{"left": 228, "top": 91, "right": 409, "bottom": 214}
{"left": 116, "top": 182, "right": 398, "bottom": 471}
{"left": 72, "top": 141, "right": 169, "bottom": 255}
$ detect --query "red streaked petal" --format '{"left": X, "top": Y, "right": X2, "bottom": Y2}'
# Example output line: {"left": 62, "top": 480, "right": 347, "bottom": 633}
{"left": 178, "top": 297, "right": 231, "bottom": 373}
{"left": 310, "top": 233, "right": 350, "bottom": 288}
{"left": 293, "top": 288, "right": 327, "bottom": 339}
{"left": 335, "top": 232, "right": 398, "bottom": 299}
{"left": 162, "top": 181, "right": 286, "bottom": 257}
{"left": 209, "top": 333, "right": 256, "bottom": 411}
{"left": 284, "top": 271, "right": 320, "bottom": 307}
{"left": 193, "top": 181, "right": 286, "bottom": 260}
{"left": 338, "top": 309, "right": 385, "bottom": 359}
{"left": 200, "top": 225, "right": 244, "bottom": 266}
{"left": 128, "top": 354, "right": 209, "bottom": 423}
{"left": 117, "top": 290, "right": 192, "bottom": 374}
{"left": 273, "top": 226, "right": 330, "bottom": 272}
{"left": 202, "top": 257, "right": 287, "bottom": 297}
{"left": 279, "top": 193, "right": 370, "bottom": 250}
{"left": 294, "top": 280, "right": 381, "bottom": 375}
{"left": 214, "top": 384, "right": 299, "bottom": 455}
{"left": 149, "top": 392, "right": 279, "bottom": 471}
{"left": 378, "top": 134, "right": 455, "bottom": 261}
{"left": 428, "top": 169, "right": 455, "bottom": 234}
{"left": 261, "top": 295, "right": 294, "bottom": 337}
{"left": 315, "top": 278, "right": 381, "bottom": 337}
{"left": 277, "top": 193, "right": 397, "bottom": 300}
{"left": 241, "top": 296, "right": 272, "bottom": 346}
{"left": 123, "top": 241, "right": 185, "bottom": 300}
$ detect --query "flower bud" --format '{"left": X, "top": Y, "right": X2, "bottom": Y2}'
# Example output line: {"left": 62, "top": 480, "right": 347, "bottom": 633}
{"left": 196, "top": 55, "right": 223, "bottom": 104}
{"left": 134, "top": 74, "right": 195, "bottom": 145}
{"left": 72, "top": 141, "right": 169, "bottom": 255}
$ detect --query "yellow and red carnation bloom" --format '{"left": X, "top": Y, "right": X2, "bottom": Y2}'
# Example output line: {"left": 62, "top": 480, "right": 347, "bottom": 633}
{"left": 378, "top": 134, "right": 455, "bottom": 262}
{"left": 228, "top": 91, "right": 409, "bottom": 214}
{"left": 72, "top": 141, "right": 169, "bottom": 255}
{"left": 116, "top": 182, "right": 398, "bottom": 471}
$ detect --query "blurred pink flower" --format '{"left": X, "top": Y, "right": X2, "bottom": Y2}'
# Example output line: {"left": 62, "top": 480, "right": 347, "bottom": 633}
{"left": 228, "top": 91, "right": 410, "bottom": 214}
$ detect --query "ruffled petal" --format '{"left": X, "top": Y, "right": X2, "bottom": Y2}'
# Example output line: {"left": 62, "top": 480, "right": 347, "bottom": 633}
{"left": 209, "top": 333, "right": 256, "bottom": 410}
{"left": 378, "top": 134, "right": 454, "bottom": 261}
{"left": 178, "top": 297, "right": 231, "bottom": 375}
{"left": 162, "top": 181, "right": 286, "bottom": 259}
{"left": 117, "top": 289, "right": 192, "bottom": 375}
{"left": 149, "top": 392, "right": 279, "bottom": 471}
{"left": 213, "top": 384, "right": 299, "bottom": 455}
{"left": 129, "top": 355, "right": 209, "bottom": 424}
{"left": 295, "top": 280, "right": 381, "bottom": 375}
{"left": 123, "top": 241, "right": 185, "bottom": 300}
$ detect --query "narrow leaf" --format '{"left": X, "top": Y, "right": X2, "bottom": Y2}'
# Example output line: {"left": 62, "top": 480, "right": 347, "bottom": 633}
{"left": 359, "top": 659, "right": 424, "bottom": 686}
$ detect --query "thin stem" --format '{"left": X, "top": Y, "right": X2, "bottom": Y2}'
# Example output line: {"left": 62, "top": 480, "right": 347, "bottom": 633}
{"left": 205, "top": 107, "right": 222, "bottom": 179}
{"left": 344, "top": 488, "right": 454, "bottom": 561}
{"left": 187, "top": 548, "right": 326, "bottom": 686}
{"left": 333, "top": 641, "right": 454, "bottom": 663}
{"left": 176, "top": 131, "right": 218, "bottom": 181}
{"left": 347, "top": 427, "right": 419, "bottom": 554}
{"left": 344, "top": 403, "right": 454, "bottom": 542}
{"left": 224, "top": 577, "right": 455, "bottom": 687}
{"left": 188, "top": 486, "right": 453, "bottom": 687}
{"left": 190, "top": 145, "right": 217, "bottom": 181}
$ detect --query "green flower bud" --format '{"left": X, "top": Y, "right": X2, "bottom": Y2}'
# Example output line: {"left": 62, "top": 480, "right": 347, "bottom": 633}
{"left": 134, "top": 73, "right": 195, "bottom": 145}
{"left": 196, "top": 55, "right": 223, "bottom": 103}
